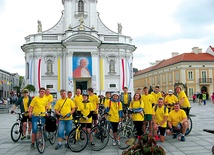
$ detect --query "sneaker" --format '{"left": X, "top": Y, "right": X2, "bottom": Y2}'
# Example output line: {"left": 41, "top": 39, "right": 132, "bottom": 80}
{"left": 65, "top": 143, "right": 69, "bottom": 149}
{"left": 27, "top": 135, "right": 31, "bottom": 139}
{"left": 90, "top": 142, "right": 95, "bottom": 146}
{"left": 55, "top": 144, "right": 62, "bottom": 150}
{"left": 21, "top": 135, "right": 26, "bottom": 140}
{"left": 173, "top": 134, "right": 177, "bottom": 139}
{"left": 112, "top": 140, "right": 116, "bottom": 146}
{"left": 181, "top": 135, "right": 185, "bottom": 141}
{"left": 30, "top": 143, "right": 35, "bottom": 150}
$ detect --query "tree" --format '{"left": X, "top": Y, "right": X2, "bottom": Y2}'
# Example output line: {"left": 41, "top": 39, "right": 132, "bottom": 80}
{"left": 24, "top": 84, "right": 36, "bottom": 95}
{"left": 133, "top": 68, "right": 138, "bottom": 73}
{"left": 149, "top": 62, "right": 156, "bottom": 66}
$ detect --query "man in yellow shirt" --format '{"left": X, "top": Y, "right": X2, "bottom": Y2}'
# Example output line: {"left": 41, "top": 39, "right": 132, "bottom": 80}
{"left": 54, "top": 89, "right": 75, "bottom": 150}
{"left": 87, "top": 88, "right": 99, "bottom": 126}
{"left": 28, "top": 87, "right": 49, "bottom": 149}
{"left": 73, "top": 89, "right": 82, "bottom": 108}
{"left": 100, "top": 91, "right": 111, "bottom": 108}
{"left": 105, "top": 92, "right": 123, "bottom": 146}
{"left": 44, "top": 88, "right": 53, "bottom": 111}
{"left": 164, "top": 90, "right": 178, "bottom": 112}
{"left": 142, "top": 86, "right": 154, "bottom": 135}
{"left": 167, "top": 103, "right": 187, "bottom": 141}
{"left": 151, "top": 86, "right": 162, "bottom": 105}
{"left": 11, "top": 89, "right": 32, "bottom": 140}
{"left": 120, "top": 87, "right": 132, "bottom": 116}
{"left": 67, "top": 91, "right": 73, "bottom": 99}
{"left": 152, "top": 98, "right": 168, "bottom": 142}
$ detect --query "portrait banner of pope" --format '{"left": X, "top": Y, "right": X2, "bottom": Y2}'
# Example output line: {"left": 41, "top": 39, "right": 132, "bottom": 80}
{"left": 73, "top": 57, "right": 92, "bottom": 78}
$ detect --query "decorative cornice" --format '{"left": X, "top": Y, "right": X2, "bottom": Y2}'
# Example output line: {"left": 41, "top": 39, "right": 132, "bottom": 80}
{"left": 91, "top": 51, "right": 98, "bottom": 57}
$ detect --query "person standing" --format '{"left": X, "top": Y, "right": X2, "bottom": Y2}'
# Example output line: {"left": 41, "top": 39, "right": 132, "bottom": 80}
{"left": 120, "top": 87, "right": 132, "bottom": 116}
{"left": 202, "top": 91, "right": 207, "bottom": 105}
{"left": 73, "top": 89, "right": 83, "bottom": 108}
{"left": 129, "top": 93, "right": 144, "bottom": 139}
{"left": 28, "top": 87, "right": 49, "bottom": 149}
{"left": 87, "top": 88, "right": 99, "bottom": 126}
{"left": 67, "top": 91, "right": 73, "bottom": 99}
{"left": 11, "top": 89, "right": 32, "bottom": 140}
{"left": 164, "top": 90, "right": 178, "bottom": 112}
{"left": 105, "top": 92, "right": 123, "bottom": 145}
{"left": 142, "top": 86, "right": 155, "bottom": 135}
{"left": 151, "top": 86, "right": 162, "bottom": 105}
{"left": 44, "top": 88, "right": 53, "bottom": 111}
{"left": 54, "top": 89, "right": 75, "bottom": 150}
{"left": 211, "top": 92, "right": 214, "bottom": 104}
{"left": 100, "top": 91, "right": 111, "bottom": 108}
{"left": 152, "top": 98, "right": 168, "bottom": 142}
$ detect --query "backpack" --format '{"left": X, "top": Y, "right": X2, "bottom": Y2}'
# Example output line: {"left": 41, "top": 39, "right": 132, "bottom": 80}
{"left": 154, "top": 105, "right": 166, "bottom": 113}
{"left": 45, "top": 116, "right": 57, "bottom": 132}
{"left": 109, "top": 100, "right": 120, "bottom": 109}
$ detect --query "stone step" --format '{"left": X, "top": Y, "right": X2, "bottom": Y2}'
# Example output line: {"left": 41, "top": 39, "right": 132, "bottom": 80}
{"left": 0, "top": 108, "right": 9, "bottom": 114}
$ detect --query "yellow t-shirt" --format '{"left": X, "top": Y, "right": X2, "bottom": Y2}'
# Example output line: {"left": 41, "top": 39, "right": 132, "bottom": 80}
{"left": 153, "top": 106, "right": 169, "bottom": 128}
{"left": 124, "top": 93, "right": 128, "bottom": 105}
{"left": 177, "top": 91, "right": 191, "bottom": 108}
{"left": 107, "top": 101, "right": 123, "bottom": 122}
{"left": 30, "top": 96, "right": 48, "bottom": 116}
{"left": 88, "top": 94, "right": 99, "bottom": 114}
{"left": 44, "top": 94, "right": 53, "bottom": 110}
{"left": 164, "top": 94, "right": 178, "bottom": 104}
{"left": 141, "top": 94, "right": 154, "bottom": 114}
{"left": 73, "top": 95, "right": 83, "bottom": 108}
{"left": 167, "top": 109, "right": 187, "bottom": 126}
{"left": 129, "top": 100, "right": 144, "bottom": 121}
{"left": 23, "top": 97, "right": 29, "bottom": 116}
{"left": 151, "top": 92, "right": 162, "bottom": 104}
{"left": 54, "top": 98, "right": 75, "bottom": 120}
{"left": 102, "top": 98, "right": 111, "bottom": 108}
{"left": 77, "top": 101, "right": 93, "bottom": 123}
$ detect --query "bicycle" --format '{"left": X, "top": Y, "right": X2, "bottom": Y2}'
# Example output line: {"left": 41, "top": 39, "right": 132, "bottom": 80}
{"left": 10, "top": 111, "right": 28, "bottom": 142}
{"left": 89, "top": 112, "right": 109, "bottom": 151}
{"left": 67, "top": 114, "right": 88, "bottom": 152}
{"left": 117, "top": 109, "right": 135, "bottom": 150}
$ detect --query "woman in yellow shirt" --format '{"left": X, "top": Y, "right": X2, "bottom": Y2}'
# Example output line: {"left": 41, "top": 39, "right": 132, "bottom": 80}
{"left": 129, "top": 93, "right": 144, "bottom": 139}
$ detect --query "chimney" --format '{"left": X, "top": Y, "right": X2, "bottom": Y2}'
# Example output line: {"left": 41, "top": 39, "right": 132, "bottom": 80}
{"left": 172, "top": 52, "right": 179, "bottom": 57}
{"left": 192, "top": 47, "right": 202, "bottom": 54}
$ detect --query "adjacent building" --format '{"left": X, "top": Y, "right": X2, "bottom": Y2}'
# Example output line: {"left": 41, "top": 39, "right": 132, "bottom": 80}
{"left": 134, "top": 46, "right": 214, "bottom": 100}
{"left": 21, "top": 0, "right": 136, "bottom": 98}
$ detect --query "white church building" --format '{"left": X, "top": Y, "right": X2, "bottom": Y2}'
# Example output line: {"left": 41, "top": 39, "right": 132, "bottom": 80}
{"left": 21, "top": 0, "right": 136, "bottom": 98}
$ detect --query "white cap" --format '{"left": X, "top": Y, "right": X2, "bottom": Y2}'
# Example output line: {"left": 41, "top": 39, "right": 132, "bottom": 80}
{"left": 111, "top": 92, "right": 119, "bottom": 97}
{"left": 168, "top": 90, "right": 173, "bottom": 94}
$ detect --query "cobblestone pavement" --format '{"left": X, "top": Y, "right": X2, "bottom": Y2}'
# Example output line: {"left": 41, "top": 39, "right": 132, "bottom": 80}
{"left": 0, "top": 101, "right": 214, "bottom": 155}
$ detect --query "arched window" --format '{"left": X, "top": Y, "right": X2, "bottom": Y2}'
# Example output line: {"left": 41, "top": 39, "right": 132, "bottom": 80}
{"left": 78, "top": 0, "right": 84, "bottom": 12}
{"left": 26, "top": 62, "right": 29, "bottom": 79}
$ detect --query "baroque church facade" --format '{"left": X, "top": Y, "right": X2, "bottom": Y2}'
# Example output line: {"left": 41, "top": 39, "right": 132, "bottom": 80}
{"left": 21, "top": 0, "right": 136, "bottom": 98}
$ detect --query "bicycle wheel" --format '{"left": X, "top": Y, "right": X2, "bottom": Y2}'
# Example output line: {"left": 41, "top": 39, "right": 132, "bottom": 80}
{"left": 11, "top": 123, "right": 22, "bottom": 142}
{"left": 117, "top": 127, "right": 134, "bottom": 150}
{"left": 67, "top": 128, "right": 88, "bottom": 152}
{"left": 89, "top": 125, "right": 109, "bottom": 151}
{"left": 185, "top": 116, "right": 192, "bottom": 135}
{"left": 36, "top": 128, "right": 45, "bottom": 154}
{"left": 48, "top": 130, "right": 57, "bottom": 145}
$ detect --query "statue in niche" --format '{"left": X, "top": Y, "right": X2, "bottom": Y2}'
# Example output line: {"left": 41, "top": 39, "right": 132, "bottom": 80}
{"left": 37, "top": 20, "right": 42, "bottom": 32}
{"left": 109, "top": 60, "right": 115, "bottom": 73}
{"left": 47, "top": 61, "right": 53, "bottom": 73}
{"left": 118, "top": 23, "right": 122, "bottom": 34}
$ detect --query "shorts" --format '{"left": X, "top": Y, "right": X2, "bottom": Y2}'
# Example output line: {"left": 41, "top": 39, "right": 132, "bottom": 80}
{"left": 158, "top": 127, "right": 166, "bottom": 136}
{"left": 144, "top": 114, "right": 152, "bottom": 121}
{"left": 110, "top": 122, "right": 119, "bottom": 133}
{"left": 92, "top": 114, "right": 98, "bottom": 120}
{"left": 81, "top": 123, "right": 92, "bottom": 128}
{"left": 58, "top": 120, "right": 72, "bottom": 138}
{"left": 21, "top": 116, "right": 31, "bottom": 123}
{"left": 32, "top": 116, "right": 45, "bottom": 134}
{"left": 182, "top": 107, "right": 190, "bottom": 117}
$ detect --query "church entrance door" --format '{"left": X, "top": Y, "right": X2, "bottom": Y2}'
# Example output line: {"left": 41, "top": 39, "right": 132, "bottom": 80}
{"left": 76, "top": 81, "right": 88, "bottom": 94}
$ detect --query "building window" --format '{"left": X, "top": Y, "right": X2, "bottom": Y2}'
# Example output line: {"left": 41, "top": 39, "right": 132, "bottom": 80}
{"left": 169, "top": 73, "right": 172, "bottom": 82}
{"left": 162, "top": 74, "right": 165, "bottom": 82}
{"left": 78, "top": 0, "right": 84, "bottom": 12}
{"left": 109, "top": 84, "right": 116, "bottom": 88}
{"left": 188, "top": 71, "right": 193, "bottom": 80}
{"left": 202, "top": 71, "right": 207, "bottom": 82}
{"left": 175, "top": 72, "right": 179, "bottom": 81}
{"left": 26, "top": 62, "right": 29, "bottom": 79}
{"left": 188, "top": 88, "right": 194, "bottom": 98}
{"left": 157, "top": 76, "right": 160, "bottom": 85}
{"left": 46, "top": 85, "right": 53, "bottom": 89}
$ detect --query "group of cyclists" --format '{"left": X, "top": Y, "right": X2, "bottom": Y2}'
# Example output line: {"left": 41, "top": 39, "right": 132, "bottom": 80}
{"left": 10, "top": 85, "right": 191, "bottom": 151}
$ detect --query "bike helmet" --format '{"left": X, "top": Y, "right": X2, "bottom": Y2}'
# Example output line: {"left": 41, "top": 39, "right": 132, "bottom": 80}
{"left": 111, "top": 92, "right": 119, "bottom": 97}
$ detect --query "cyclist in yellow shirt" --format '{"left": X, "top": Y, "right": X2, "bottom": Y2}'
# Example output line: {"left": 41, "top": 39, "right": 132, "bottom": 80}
{"left": 28, "top": 87, "right": 49, "bottom": 149}
{"left": 129, "top": 93, "right": 144, "bottom": 139}
{"left": 76, "top": 92, "right": 94, "bottom": 145}
{"left": 120, "top": 87, "right": 132, "bottom": 116}
{"left": 152, "top": 98, "right": 168, "bottom": 142}
{"left": 73, "top": 89, "right": 83, "bottom": 108}
{"left": 100, "top": 91, "right": 111, "bottom": 108}
{"left": 167, "top": 103, "right": 187, "bottom": 141}
{"left": 87, "top": 88, "right": 99, "bottom": 126}
{"left": 142, "top": 86, "right": 155, "bottom": 135}
{"left": 67, "top": 91, "right": 73, "bottom": 99}
{"left": 54, "top": 89, "right": 75, "bottom": 150}
{"left": 164, "top": 90, "right": 178, "bottom": 112}
{"left": 44, "top": 88, "right": 53, "bottom": 111}
{"left": 151, "top": 86, "right": 162, "bottom": 105}
{"left": 105, "top": 92, "right": 123, "bottom": 146}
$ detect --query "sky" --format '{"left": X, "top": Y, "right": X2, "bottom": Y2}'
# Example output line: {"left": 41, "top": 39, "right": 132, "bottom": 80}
{"left": 0, "top": 0, "right": 214, "bottom": 76}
